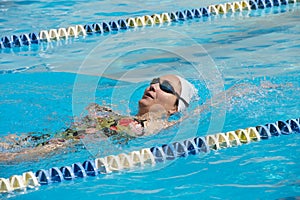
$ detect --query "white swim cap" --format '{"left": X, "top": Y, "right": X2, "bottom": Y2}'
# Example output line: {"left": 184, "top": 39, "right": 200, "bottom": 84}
{"left": 176, "top": 75, "right": 197, "bottom": 112}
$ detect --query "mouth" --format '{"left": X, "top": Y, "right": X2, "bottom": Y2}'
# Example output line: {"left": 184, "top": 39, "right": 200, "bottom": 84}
{"left": 143, "top": 92, "right": 154, "bottom": 99}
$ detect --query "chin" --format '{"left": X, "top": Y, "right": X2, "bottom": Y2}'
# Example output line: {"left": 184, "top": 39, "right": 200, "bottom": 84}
{"left": 138, "top": 100, "right": 150, "bottom": 115}
{"left": 139, "top": 97, "right": 151, "bottom": 106}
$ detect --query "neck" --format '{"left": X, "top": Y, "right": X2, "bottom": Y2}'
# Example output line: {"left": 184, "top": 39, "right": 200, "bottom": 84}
{"left": 136, "top": 111, "right": 169, "bottom": 121}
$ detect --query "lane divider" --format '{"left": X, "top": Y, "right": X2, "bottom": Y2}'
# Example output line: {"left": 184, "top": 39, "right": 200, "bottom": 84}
{"left": 0, "top": 0, "right": 298, "bottom": 50}
{"left": 0, "top": 117, "right": 299, "bottom": 194}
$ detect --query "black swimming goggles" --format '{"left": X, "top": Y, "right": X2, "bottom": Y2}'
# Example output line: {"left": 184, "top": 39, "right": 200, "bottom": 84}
{"left": 150, "top": 78, "right": 189, "bottom": 107}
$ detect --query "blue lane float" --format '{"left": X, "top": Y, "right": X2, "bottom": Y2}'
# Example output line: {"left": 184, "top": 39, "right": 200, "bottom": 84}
{"left": 35, "top": 170, "right": 51, "bottom": 185}
{"left": 117, "top": 19, "right": 129, "bottom": 29}
{"left": 72, "top": 163, "right": 87, "bottom": 178}
{"left": 29, "top": 33, "right": 39, "bottom": 44}
{"left": 49, "top": 167, "right": 64, "bottom": 183}
{"left": 20, "top": 34, "right": 31, "bottom": 46}
{"left": 109, "top": 21, "right": 120, "bottom": 31}
{"left": 0, "top": 0, "right": 298, "bottom": 50}
{"left": 102, "top": 22, "right": 112, "bottom": 33}
{"left": 84, "top": 24, "right": 94, "bottom": 35}
{"left": 92, "top": 23, "right": 103, "bottom": 34}
{"left": 0, "top": 117, "right": 299, "bottom": 195}
{"left": 83, "top": 160, "right": 98, "bottom": 176}
{"left": 60, "top": 166, "right": 75, "bottom": 180}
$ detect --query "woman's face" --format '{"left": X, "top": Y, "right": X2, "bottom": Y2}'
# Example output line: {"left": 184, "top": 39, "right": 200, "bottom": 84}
{"left": 138, "top": 75, "right": 182, "bottom": 116}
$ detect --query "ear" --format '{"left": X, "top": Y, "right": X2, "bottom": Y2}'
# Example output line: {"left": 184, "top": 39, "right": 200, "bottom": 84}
{"left": 168, "top": 105, "right": 178, "bottom": 116}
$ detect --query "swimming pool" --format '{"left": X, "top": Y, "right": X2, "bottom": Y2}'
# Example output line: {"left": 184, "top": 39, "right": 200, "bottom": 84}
{"left": 1, "top": 0, "right": 300, "bottom": 199}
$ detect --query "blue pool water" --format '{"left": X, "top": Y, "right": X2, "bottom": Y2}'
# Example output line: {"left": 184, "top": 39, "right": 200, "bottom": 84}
{"left": 1, "top": 0, "right": 300, "bottom": 199}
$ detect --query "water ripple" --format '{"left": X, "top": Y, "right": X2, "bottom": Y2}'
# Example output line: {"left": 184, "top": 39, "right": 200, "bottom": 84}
{"left": 240, "top": 156, "right": 289, "bottom": 166}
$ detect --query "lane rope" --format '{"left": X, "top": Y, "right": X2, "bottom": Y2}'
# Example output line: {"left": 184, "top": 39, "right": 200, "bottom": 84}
{"left": 0, "top": 117, "right": 299, "bottom": 193}
{"left": 0, "top": 0, "right": 298, "bottom": 50}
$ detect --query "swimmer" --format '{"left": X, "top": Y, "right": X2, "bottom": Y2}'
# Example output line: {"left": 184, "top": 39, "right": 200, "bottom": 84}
{"left": 0, "top": 74, "right": 197, "bottom": 162}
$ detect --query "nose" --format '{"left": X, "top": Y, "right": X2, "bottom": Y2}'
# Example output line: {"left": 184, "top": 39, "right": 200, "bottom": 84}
{"left": 149, "top": 83, "right": 158, "bottom": 92}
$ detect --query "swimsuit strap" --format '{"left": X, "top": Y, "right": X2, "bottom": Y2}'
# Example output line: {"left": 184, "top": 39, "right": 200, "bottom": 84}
{"left": 133, "top": 118, "right": 147, "bottom": 128}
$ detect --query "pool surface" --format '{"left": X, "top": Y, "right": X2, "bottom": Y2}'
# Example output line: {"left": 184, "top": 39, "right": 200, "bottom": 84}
{"left": 0, "top": 0, "right": 300, "bottom": 199}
